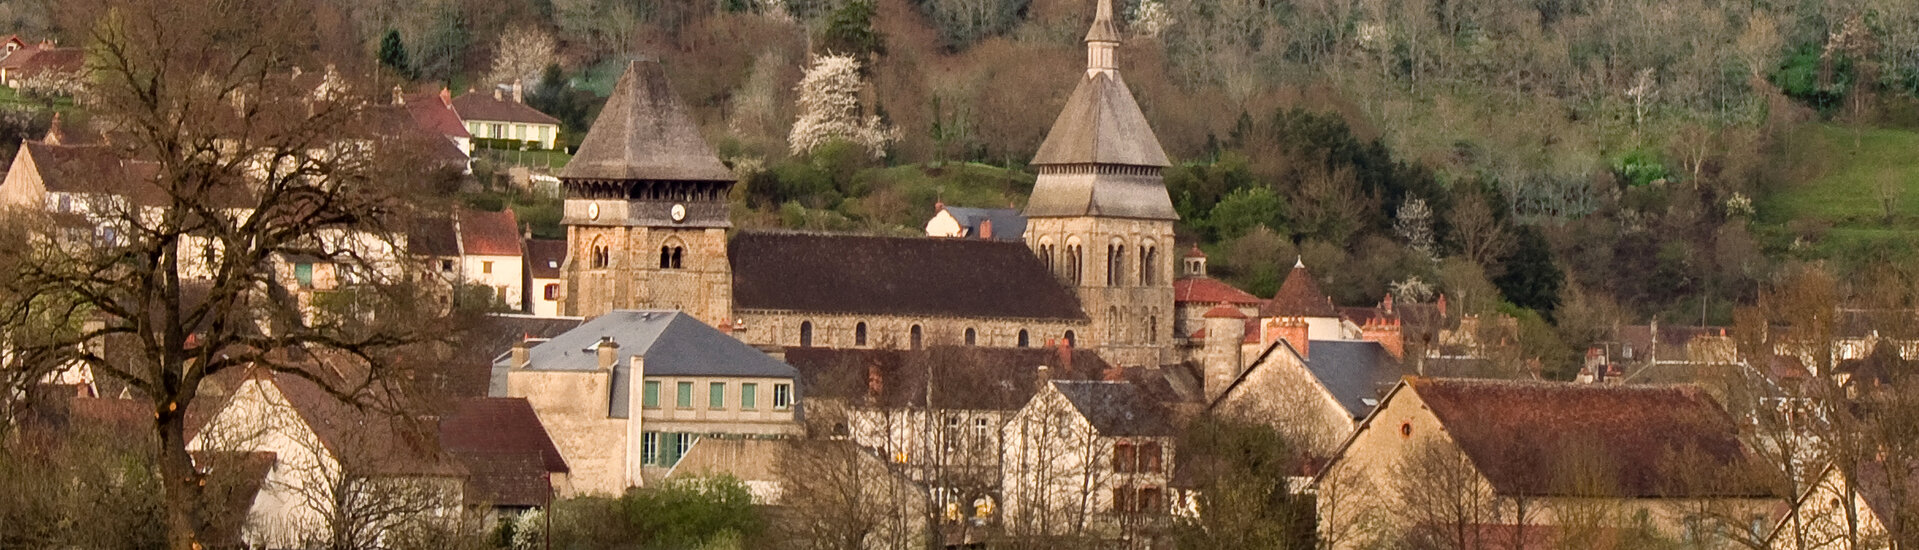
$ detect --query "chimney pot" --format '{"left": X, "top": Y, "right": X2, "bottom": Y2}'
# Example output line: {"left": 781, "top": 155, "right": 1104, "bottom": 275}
{"left": 596, "top": 337, "right": 619, "bottom": 370}
{"left": 512, "top": 79, "right": 524, "bottom": 103}
{"left": 493, "top": 87, "right": 503, "bottom": 101}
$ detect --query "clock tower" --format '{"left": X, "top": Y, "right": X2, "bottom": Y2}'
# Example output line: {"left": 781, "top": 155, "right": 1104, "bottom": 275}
{"left": 559, "top": 60, "right": 735, "bottom": 323}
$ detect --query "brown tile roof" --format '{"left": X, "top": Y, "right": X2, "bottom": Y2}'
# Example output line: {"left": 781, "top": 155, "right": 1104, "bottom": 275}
{"left": 403, "top": 92, "right": 471, "bottom": 139}
{"left": 21, "top": 142, "right": 169, "bottom": 204}
{"left": 525, "top": 238, "right": 566, "bottom": 279}
{"left": 1175, "top": 276, "right": 1262, "bottom": 305}
{"left": 730, "top": 231, "right": 1087, "bottom": 321}
{"left": 438, "top": 398, "right": 567, "bottom": 507}
{"left": 459, "top": 208, "right": 522, "bottom": 257}
{"left": 266, "top": 372, "right": 467, "bottom": 477}
{"left": 450, "top": 91, "right": 562, "bottom": 126}
{"left": 784, "top": 345, "right": 1117, "bottom": 411}
{"left": 364, "top": 105, "right": 469, "bottom": 167}
{"left": 0, "top": 43, "right": 37, "bottom": 70}
{"left": 558, "top": 60, "right": 734, "bottom": 182}
{"left": 17, "top": 47, "right": 81, "bottom": 75}
{"left": 408, "top": 216, "right": 461, "bottom": 257}
{"left": 1406, "top": 378, "right": 1786, "bottom": 499}
{"left": 1264, "top": 263, "right": 1337, "bottom": 318}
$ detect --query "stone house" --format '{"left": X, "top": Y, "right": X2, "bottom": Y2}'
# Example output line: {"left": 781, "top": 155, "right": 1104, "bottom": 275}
{"left": 492, "top": 310, "right": 801, "bottom": 496}
{"left": 1211, "top": 337, "right": 1405, "bottom": 461}
{"left": 1317, "top": 378, "right": 1788, "bottom": 549}
{"left": 1001, "top": 379, "right": 1179, "bottom": 545}
{"left": 1771, "top": 459, "right": 1917, "bottom": 549}
{"left": 451, "top": 83, "right": 562, "bottom": 150}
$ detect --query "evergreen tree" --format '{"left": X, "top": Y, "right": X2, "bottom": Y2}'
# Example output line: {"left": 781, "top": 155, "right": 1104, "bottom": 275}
{"left": 376, "top": 29, "right": 414, "bottom": 80}
{"left": 820, "top": 0, "right": 884, "bottom": 60}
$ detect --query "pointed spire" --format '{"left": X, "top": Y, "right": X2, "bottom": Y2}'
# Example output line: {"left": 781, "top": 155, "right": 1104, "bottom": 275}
{"left": 1085, "top": 0, "right": 1121, "bottom": 76}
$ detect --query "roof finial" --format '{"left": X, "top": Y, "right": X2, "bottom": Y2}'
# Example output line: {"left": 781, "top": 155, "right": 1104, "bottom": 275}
{"left": 1295, "top": 256, "right": 1305, "bottom": 269}
{"left": 1084, "top": 0, "right": 1121, "bottom": 76}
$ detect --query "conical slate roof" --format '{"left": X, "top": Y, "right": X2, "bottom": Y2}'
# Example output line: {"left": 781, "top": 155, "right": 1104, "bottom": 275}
{"left": 560, "top": 60, "right": 734, "bottom": 182}
{"left": 1030, "top": 72, "right": 1170, "bottom": 167}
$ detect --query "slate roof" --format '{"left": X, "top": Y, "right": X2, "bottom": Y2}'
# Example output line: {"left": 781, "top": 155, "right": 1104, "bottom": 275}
{"left": 1405, "top": 378, "right": 1786, "bottom": 499}
{"left": 1302, "top": 340, "right": 1404, "bottom": 419}
{"left": 1264, "top": 264, "right": 1338, "bottom": 317}
{"left": 502, "top": 310, "right": 796, "bottom": 378}
{"left": 451, "top": 91, "right": 562, "bottom": 126}
{"left": 1175, "top": 276, "right": 1263, "bottom": 305}
{"left": 729, "top": 231, "right": 1087, "bottom": 321}
{"left": 1052, "top": 380, "right": 1176, "bottom": 437}
{"left": 784, "top": 346, "right": 1118, "bottom": 411}
{"left": 459, "top": 208, "right": 522, "bottom": 257}
{"left": 1031, "top": 72, "right": 1169, "bottom": 168}
{"left": 439, "top": 398, "right": 568, "bottom": 507}
{"left": 941, "top": 206, "right": 1027, "bottom": 241}
{"left": 559, "top": 60, "right": 734, "bottom": 182}
{"left": 526, "top": 239, "right": 567, "bottom": 279}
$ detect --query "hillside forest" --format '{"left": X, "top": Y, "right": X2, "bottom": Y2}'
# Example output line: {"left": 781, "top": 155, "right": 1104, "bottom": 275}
{"left": 10, "top": 0, "right": 1919, "bottom": 378}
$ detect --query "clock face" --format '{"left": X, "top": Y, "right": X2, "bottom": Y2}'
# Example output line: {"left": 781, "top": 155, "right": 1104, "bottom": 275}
{"left": 671, "top": 203, "right": 687, "bottom": 222}
{"left": 587, "top": 202, "right": 600, "bottom": 220}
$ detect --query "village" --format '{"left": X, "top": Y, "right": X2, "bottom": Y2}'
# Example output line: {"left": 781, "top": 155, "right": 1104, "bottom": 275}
{"left": 4, "top": 0, "right": 1919, "bottom": 549}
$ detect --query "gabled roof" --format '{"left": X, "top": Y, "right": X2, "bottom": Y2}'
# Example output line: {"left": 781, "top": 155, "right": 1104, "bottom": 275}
{"left": 408, "top": 217, "right": 461, "bottom": 257}
{"left": 263, "top": 372, "right": 468, "bottom": 477}
{"left": 450, "top": 91, "right": 562, "bottom": 126}
{"left": 1264, "top": 263, "right": 1337, "bottom": 317}
{"left": 1031, "top": 72, "right": 1169, "bottom": 168}
{"left": 1405, "top": 378, "right": 1785, "bottom": 499}
{"left": 1303, "top": 340, "right": 1404, "bottom": 419}
{"left": 21, "top": 142, "right": 161, "bottom": 199}
{"left": 503, "top": 310, "right": 796, "bottom": 379}
{"left": 1175, "top": 276, "right": 1263, "bottom": 305}
{"left": 459, "top": 208, "right": 522, "bottom": 257}
{"left": 558, "top": 60, "right": 734, "bottom": 182}
{"left": 193, "top": 451, "right": 277, "bottom": 548}
{"left": 438, "top": 397, "right": 568, "bottom": 507}
{"left": 940, "top": 206, "right": 1027, "bottom": 241}
{"left": 526, "top": 238, "right": 567, "bottom": 279}
{"left": 403, "top": 92, "right": 471, "bottom": 139}
{"left": 1052, "top": 380, "right": 1176, "bottom": 437}
{"left": 729, "top": 231, "right": 1087, "bottom": 321}
{"left": 365, "top": 105, "right": 470, "bottom": 167}
{"left": 8, "top": 46, "right": 80, "bottom": 76}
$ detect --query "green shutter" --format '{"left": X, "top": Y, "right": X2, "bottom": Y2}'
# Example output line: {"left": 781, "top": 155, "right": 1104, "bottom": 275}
{"left": 643, "top": 381, "right": 659, "bottom": 409}
{"left": 677, "top": 381, "right": 693, "bottom": 408}
{"left": 741, "top": 383, "right": 757, "bottom": 410}
{"left": 710, "top": 382, "right": 725, "bottom": 409}
{"left": 294, "top": 263, "right": 313, "bottom": 287}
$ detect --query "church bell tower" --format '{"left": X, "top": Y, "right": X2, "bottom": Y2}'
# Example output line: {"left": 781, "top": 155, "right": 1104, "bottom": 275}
{"left": 1024, "top": 0, "right": 1178, "bottom": 367}
{"left": 560, "top": 60, "right": 734, "bottom": 324}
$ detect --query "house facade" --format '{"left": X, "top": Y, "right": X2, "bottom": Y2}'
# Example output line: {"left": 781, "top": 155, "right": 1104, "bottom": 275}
{"left": 1001, "top": 379, "right": 1177, "bottom": 544}
{"left": 451, "top": 84, "right": 563, "bottom": 150}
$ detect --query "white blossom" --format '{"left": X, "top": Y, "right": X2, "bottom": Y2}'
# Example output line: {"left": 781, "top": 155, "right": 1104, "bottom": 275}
{"left": 789, "top": 54, "right": 897, "bottom": 158}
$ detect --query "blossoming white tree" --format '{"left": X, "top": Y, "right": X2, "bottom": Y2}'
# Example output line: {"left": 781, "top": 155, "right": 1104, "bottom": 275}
{"left": 789, "top": 53, "right": 896, "bottom": 158}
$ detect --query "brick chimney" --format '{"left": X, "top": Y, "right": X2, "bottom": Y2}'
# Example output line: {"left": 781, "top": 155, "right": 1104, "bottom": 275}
{"left": 439, "top": 86, "right": 452, "bottom": 107}
{"left": 392, "top": 84, "right": 404, "bottom": 105}
{"left": 493, "top": 86, "right": 503, "bottom": 101}
{"left": 512, "top": 79, "right": 524, "bottom": 103}
{"left": 979, "top": 219, "right": 993, "bottom": 240}
{"left": 1056, "top": 337, "right": 1073, "bottom": 373}
{"left": 1269, "top": 317, "right": 1310, "bottom": 359}
{"left": 595, "top": 337, "right": 619, "bottom": 371}
{"left": 1360, "top": 317, "right": 1404, "bottom": 360}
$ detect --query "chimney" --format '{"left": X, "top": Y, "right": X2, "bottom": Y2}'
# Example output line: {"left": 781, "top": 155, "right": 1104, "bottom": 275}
{"left": 1056, "top": 338, "right": 1073, "bottom": 372}
{"left": 512, "top": 79, "right": 524, "bottom": 103}
{"left": 1036, "top": 365, "right": 1052, "bottom": 392}
{"left": 1360, "top": 317, "right": 1404, "bottom": 360}
{"left": 511, "top": 339, "right": 531, "bottom": 369}
{"left": 439, "top": 86, "right": 453, "bottom": 107}
{"left": 43, "top": 112, "right": 63, "bottom": 145}
{"left": 595, "top": 337, "right": 619, "bottom": 371}
{"left": 392, "top": 84, "right": 404, "bottom": 105}
{"left": 1271, "top": 317, "right": 1310, "bottom": 359}
{"left": 493, "top": 86, "right": 503, "bottom": 101}
{"left": 866, "top": 361, "right": 883, "bottom": 406}
{"left": 979, "top": 219, "right": 993, "bottom": 240}
{"left": 1382, "top": 292, "right": 1395, "bottom": 314}
{"left": 1437, "top": 294, "right": 1449, "bottom": 319}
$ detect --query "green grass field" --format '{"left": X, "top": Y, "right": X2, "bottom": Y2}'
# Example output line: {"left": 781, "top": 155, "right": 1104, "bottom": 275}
{"left": 1762, "top": 124, "right": 1919, "bottom": 225}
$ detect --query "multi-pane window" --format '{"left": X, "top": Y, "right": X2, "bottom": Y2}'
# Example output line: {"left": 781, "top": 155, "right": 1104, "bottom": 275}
{"left": 544, "top": 284, "right": 559, "bottom": 300}
{"left": 642, "top": 432, "right": 659, "bottom": 464}
{"left": 1113, "top": 485, "right": 1164, "bottom": 514}
{"left": 676, "top": 381, "right": 693, "bottom": 409}
{"left": 1113, "top": 440, "right": 1164, "bottom": 473}
{"left": 710, "top": 382, "right": 725, "bottom": 409}
{"left": 741, "top": 383, "right": 757, "bottom": 410}
{"left": 643, "top": 381, "right": 660, "bottom": 409}
{"left": 773, "top": 383, "right": 793, "bottom": 410}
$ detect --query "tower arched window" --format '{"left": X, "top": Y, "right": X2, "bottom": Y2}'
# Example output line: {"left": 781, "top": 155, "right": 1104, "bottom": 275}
{"left": 659, "top": 243, "right": 685, "bottom": 269}
{"left": 1066, "top": 243, "right": 1084, "bottom": 285}
{"left": 1064, "top": 330, "right": 1076, "bottom": 347}
{"left": 964, "top": 328, "right": 977, "bottom": 346}
{"left": 1140, "top": 245, "right": 1157, "bottom": 286}
{"left": 799, "top": 321, "right": 814, "bottom": 348}
{"left": 1106, "top": 243, "right": 1126, "bottom": 286}
{"left": 911, "top": 325, "right": 924, "bottom": 350}
{"left": 659, "top": 246, "right": 672, "bottom": 268}
{"left": 1149, "top": 314, "right": 1158, "bottom": 342}
{"left": 1017, "top": 329, "right": 1030, "bottom": 348}
{"left": 855, "top": 322, "right": 868, "bottom": 347}
{"left": 591, "top": 242, "right": 610, "bottom": 269}
{"left": 671, "top": 247, "right": 684, "bottom": 269}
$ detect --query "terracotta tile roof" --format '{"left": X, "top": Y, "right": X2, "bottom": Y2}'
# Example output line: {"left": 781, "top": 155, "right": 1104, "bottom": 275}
{"left": 21, "top": 142, "right": 171, "bottom": 205}
{"left": 364, "top": 105, "right": 469, "bottom": 168}
{"left": 451, "top": 91, "right": 562, "bottom": 126}
{"left": 525, "top": 238, "right": 566, "bottom": 279}
{"left": 1182, "top": 245, "right": 1206, "bottom": 258}
{"left": 729, "top": 231, "right": 1087, "bottom": 321}
{"left": 1263, "top": 264, "right": 1337, "bottom": 318}
{"left": 403, "top": 92, "right": 470, "bottom": 139}
{"left": 1201, "top": 304, "right": 1245, "bottom": 318}
{"left": 558, "top": 60, "right": 734, "bottom": 182}
{"left": 0, "top": 43, "right": 37, "bottom": 70}
{"left": 459, "top": 208, "right": 522, "bottom": 257}
{"left": 438, "top": 398, "right": 567, "bottom": 507}
{"left": 1406, "top": 378, "right": 1786, "bottom": 499}
{"left": 1175, "top": 276, "right": 1262, "bottom": 305}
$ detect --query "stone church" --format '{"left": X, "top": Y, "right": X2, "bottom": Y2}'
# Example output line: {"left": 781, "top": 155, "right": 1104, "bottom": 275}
{"left": 556, "top": 0, "right": 1186, "bottom": 368}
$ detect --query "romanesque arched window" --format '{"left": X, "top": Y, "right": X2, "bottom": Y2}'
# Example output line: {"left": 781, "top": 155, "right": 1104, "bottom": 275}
{"left": 799, "top": 321, "right": 814, "bottom": 347}
{"left": 1148, "top": 314, "right": 1158, "bottom": 342}
{"left": 1139, "top": 244, "right": 1157, "bottom": 286}
{"left": 964, "top": 328, "right": 977, "bottom": 346}
{"left": 1107, "top": 242, "right": 1126, "bottom": 286}
{"left": 1064, "top": 330, "right": 1076, "bottom": 347}
{"left": 1017, "top": 329, "right": 1030, "bottom": 348}
{"left": 911, "top": 325, "right": 924, "bottom": 350}
{"left": 855, "top": 322, "right": 868, "bottom": 347}
{"left": 1066, "top": 242, "right": 1084, "bottom": 285}
{"left": 1036, "top": 237, "right": 1056, "bottom": 274}
{"left": 591, "top": 240, "right": 610, "bottom": 269}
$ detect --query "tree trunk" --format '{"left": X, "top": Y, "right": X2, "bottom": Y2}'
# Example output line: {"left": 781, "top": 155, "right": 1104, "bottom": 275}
{"left": 158, "top": 406, "right": 207, "bottom": 550}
